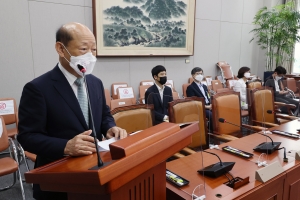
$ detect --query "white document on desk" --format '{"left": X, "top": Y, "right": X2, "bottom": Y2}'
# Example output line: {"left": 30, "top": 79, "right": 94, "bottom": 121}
{"left": 97, "top": 137, "right": 117, "bottom": 152}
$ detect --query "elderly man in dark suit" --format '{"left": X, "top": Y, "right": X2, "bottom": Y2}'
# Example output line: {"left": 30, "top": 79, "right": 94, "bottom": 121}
{"left": 265, "top": 66, "right": 299, "bottom": 115}
{"left": 145, "top": 65, "right": 173, "bottom": 125}
{"left": 186, "top": 67, "right": 213, "bottom": 132}
{"left": 18, "top": 22, "right": 127, "bottom": 200}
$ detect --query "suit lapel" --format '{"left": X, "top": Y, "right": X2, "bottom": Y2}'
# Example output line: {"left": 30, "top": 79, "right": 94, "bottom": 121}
{"left": 50, "top": 66, "right": 88, "bottom": 129}
{"left": 163, "top": 87, "right": 171, "bottom": 107}
{"left": 192, "top": 82, "right": 203, "bottom": 97}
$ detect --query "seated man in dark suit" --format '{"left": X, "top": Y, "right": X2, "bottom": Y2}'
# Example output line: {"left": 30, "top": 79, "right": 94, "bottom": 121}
{"left": 145, "top": 65, "right": 173, "bottom": 125}
{"left": 264, "top": 66, "right": 299, "bottom": 115}
{"left": 17, "top": 22, "right": 127, "bottom": 200}
{"left": 186, "top": 67, "right": 213, "bottom": 132}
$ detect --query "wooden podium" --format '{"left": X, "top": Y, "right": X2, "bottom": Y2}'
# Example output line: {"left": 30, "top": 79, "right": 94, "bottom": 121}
{"left": 25, "top": 122, "right": 198, "bottom": 200}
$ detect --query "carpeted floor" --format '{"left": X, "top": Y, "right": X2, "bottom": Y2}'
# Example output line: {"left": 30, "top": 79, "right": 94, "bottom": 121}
{"left": 0, "top": 148, "right": 35, "bottom": 200}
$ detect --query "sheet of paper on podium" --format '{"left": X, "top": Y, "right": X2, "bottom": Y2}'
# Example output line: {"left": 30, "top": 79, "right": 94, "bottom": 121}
{"left": 97, "top": 137, "right": 117, "bottom": 152}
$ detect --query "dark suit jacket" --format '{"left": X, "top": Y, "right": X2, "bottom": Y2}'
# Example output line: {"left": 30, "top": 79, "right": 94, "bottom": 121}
{"left": 186, "top": 82, "right": 211, "bottom": 105}
{"left": 17, "top": 65, "right": 115, "bottom": 199}
{"left": 144, "top": 84, "right": 173, "bottom": 125}
{"left": 264, "top": 76, "right": 284, "bottom": 97}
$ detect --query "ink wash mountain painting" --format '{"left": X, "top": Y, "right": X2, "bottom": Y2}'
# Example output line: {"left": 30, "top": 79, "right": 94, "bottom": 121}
{"left": 93, "top": 0, "right": 195, "bottom": 56}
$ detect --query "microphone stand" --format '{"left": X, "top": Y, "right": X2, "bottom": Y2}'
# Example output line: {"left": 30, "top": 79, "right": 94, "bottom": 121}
{"left": 78, "top": 64, "right": 105, "bottom": 168}
{"left": 197, "top": 150, "right": 235, "bottom": 178}
{"left": 219, "top": 118, "right": 286, "bottom": 158}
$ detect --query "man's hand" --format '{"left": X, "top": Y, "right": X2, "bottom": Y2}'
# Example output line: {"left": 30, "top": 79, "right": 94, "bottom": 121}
{"left": 106, "top": 126, "right": 127, "bottom": 139}
{"left": 279, "top": 90, "right": 288, "bottom": 95}
{"left": 205, "top": 104, "right": 212, "bottom": 110}
{"left": 64, "top": 130, "right": 96, "bottom": 156}
{"left": 163, "top": 115, "right": 169, "bottom": 122}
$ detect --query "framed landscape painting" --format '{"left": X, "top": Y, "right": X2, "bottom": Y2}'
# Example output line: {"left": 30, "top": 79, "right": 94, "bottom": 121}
{"left": 92, "top": 0, "right": 196, "bottom": 56}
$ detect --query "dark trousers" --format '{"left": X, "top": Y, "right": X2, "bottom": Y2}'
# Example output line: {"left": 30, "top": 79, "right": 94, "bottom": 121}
{"left": 206, "top": 109, "right": 213, "bottom": 132}
{"left": 275, "top": 96, "right": 299, "bottom": 115}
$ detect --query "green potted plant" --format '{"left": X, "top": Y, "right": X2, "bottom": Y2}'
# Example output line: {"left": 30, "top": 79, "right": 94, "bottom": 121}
{"left": 250, "top": 1, "right": 300, "bottom": 80}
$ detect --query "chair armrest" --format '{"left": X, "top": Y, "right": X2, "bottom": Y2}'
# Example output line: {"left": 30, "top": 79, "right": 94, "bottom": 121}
{"left": 24, "top": 151, "right": 37, "bottom": 162}
{"left": 208, "top": 133, "right": 238, "bottom": 142}
{"left": 252, "top": 120, "right": 279, "bottom": 127}
{"left": 181, "top": 147, "right": 197, "bottom": 155}
{"left": 242, "top": 124, "right": 267, "bottom": 132}
{"left": 173, "top": 153, "right": 185, "bottom": 159}
{"left": 275, "top": 113, "right": 298, "bottom": 120}
{"left": 274, "top": 102, "right": 296, "bottom": 115}
{"left": 274, "top": 101, "right": 286, "bottom": 106}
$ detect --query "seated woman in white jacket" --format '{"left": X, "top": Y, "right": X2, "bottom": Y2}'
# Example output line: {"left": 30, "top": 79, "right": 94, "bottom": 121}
{"left": 233, "top": 66, "right": 250, "bottom": 109}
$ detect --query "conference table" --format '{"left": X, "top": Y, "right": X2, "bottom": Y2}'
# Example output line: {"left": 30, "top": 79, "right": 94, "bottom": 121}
{"left": 166, "top": 120, "right": 300, "bottom": 200}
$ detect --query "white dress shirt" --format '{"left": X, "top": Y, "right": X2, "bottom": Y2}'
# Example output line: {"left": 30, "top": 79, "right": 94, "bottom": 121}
{"left": 274, "top": 79, "right": 280, "bottom": 92}
{"left": 233, "top": 79, "right": 247, "bottom": 102}
{"left": 155, "top": 82, "right": 165, "bottom": 102}
{"left": 196, "top": 82, "right": 209, "bottom": 104}
{"left": 58, "top": 62, "right": 87, "bottom": 98}
{"left": 154, "top": 83, "right": 168, "bottom": 120}
{"left": 233, "top": 78, "right": 247, "bottom": 109}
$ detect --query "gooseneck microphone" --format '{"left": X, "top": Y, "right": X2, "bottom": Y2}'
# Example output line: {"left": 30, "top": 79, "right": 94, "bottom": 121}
{"left": 203, "top": 150, "right": 223, "bottom": 166}
{"left": 218, "top": 118, "right": 275, "bottom": 145}
{"left": 78, "top": 64, "right": 103, "bottom": 167}
{"left": 218, "top": 118, "right": 283, "bottom": 155}
{"left": 197, "top": 149, "right": 235, "bottom": 178}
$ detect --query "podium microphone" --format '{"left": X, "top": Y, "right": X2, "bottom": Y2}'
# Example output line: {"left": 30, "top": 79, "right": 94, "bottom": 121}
{"left": 197, "top": 150, "right": 235, "bottom": 178}
{"left": 78, "top": 64, "right": 103, "bottom": 167}
{"left": 218, "top": 118, "right": 281, "bottom": 154}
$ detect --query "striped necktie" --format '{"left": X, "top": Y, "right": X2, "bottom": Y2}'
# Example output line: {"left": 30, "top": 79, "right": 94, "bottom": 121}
{"left": 75, "top": 78, "right": 89, "bottom": 125}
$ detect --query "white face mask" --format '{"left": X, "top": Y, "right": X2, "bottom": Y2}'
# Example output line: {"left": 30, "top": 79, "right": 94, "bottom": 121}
{"left": 275, "top": 75, "right": 282, "bottom": 81}
{"left": 195, "top": 74, "right": 203, "bottom": 82}
{"left": 244, "top": 72, "right": 251, "bottom": 78}
{"left": 62, "top": 44, "right": 96, "bottom": 77}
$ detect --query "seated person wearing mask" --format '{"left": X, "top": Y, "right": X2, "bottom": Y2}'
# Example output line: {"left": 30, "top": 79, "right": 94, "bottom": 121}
{"left": 145, "top": 65, "right": 173, "bottom": 125}
{"left": 186, "top": 67, "right": 213, "bottom": 132}
{"left": 233, "top": 66, "right": 250, "bottom": 109}
{"left": 265, "top": 66, "right": 299, "bottom": 115}
{"left": 18, "top": 22, "right": 127, "bottom": 200}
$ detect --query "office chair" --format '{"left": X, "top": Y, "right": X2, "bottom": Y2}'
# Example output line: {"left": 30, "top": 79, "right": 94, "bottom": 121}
{"left": 111, "top": 82, "right": 128, "bottom": 99}
{"left": 110, "top": 98, "right": 136, "bottom": 110}
{"left": 0, "top": 116, "right": 25, "bottom": 200}
{"left": 211, "top": 91, "right": 264, "bottom": 143}
{"left": 250, "top": 87, "right": 298, "bottom": 127}
{"left": 0, "top": 98, "right": 18, "bottom": 139}
{"left": 140, "top": 80, "right": 154, "bottom": 86}
{"left": 216, "top": 61, "right": 234, "bottom": 86}
{"left": 168, "top": 97, "right": 209, "bottom": 150}
{"left": 0, "top": 98, "right": 32, "bottom": 172}
{"left": 211, "top": 80, "right": 224, "bottom": 94}
{"left": 182, "top": 83, "right": 190, "bottom": 98}
{"left": 139, "top": 85, "right": 151, "bottom": 104}
{"left": 286, "top": 78, "right": 299, "bottom": 98}
{"left": 111, "top": 104, "right": 154, "bottom": 134}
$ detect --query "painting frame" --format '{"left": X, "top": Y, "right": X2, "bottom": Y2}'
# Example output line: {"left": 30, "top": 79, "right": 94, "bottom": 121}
{"left": 92, "top": 0, "right": 196, "bottom": 57}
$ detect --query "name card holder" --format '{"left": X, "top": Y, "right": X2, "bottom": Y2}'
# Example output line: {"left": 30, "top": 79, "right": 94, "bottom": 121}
{"left": 255, "top": 161, "right": 284, "bottom": 183}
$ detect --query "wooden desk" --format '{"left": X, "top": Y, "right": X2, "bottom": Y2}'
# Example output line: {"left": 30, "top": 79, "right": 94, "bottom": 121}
{"left": 24, "top": 122, "right": 199, "bottom": 200}
{"left": 166, "top": 120, "right": 300, "bottom": 200}
{"left": 166, "top": 150, "right": 261, "bottom": 200}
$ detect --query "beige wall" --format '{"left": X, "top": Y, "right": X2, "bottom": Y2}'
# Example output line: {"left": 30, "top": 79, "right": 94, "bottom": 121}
{"left": 0, "top": 0, "right": 279, "bottom": 103}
